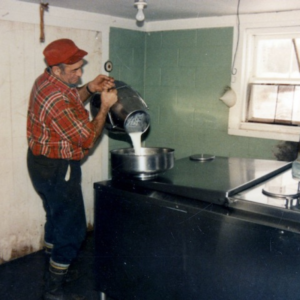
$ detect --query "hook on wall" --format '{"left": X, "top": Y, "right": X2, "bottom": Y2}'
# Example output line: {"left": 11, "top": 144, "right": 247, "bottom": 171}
{"left": 39, "top": 2, "right": 49, "bottom": 43}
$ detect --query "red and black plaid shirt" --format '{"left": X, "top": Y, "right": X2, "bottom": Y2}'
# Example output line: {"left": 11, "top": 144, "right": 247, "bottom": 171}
{"left": 27, "top": 69, "right": 96, "bottom": 160}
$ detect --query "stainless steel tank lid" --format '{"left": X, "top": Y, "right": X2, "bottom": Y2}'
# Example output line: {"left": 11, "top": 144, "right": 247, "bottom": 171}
{"left": 189, "top": 154, "right": 215, "bottom": 162}
{"left": 262, "top": 186, "right": 300, "bottom": 199}
{"left": 262, "top": 184, "right": 300, "bottom": 209}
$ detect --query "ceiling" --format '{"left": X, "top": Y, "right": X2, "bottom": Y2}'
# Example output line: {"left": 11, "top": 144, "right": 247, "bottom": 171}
{"left": 18, "top": 0, "right": 300, "bottom": 22}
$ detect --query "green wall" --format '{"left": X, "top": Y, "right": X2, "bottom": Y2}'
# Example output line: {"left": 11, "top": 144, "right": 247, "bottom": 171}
{"left": 108, "top": 27, "right": 284, "bottom": 161}
{"left": 108, "top": 28, "right": 146, "bottom": 150}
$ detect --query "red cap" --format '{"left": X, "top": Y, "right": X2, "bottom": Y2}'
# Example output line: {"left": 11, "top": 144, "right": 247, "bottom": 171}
{"left": 43, "top": 39, "right": 88, "bottom": 66}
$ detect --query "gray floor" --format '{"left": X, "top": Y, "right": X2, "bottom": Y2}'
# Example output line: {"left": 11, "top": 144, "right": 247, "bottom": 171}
{"left": 0, "top": 232, "right": 103, "bottom": 300}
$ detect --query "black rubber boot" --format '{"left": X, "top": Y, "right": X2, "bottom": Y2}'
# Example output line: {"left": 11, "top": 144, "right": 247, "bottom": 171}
{"left": 64, "top": 268, "right": 81, "bottom": 283}
{"left": 44, "top": 249, "right": 80, "bottom": 284}
{"left": 43, "top": 265, "right": 86, "bottom": 300}
{"left": 43, "top": 268, "right": 66, "bottom": 300}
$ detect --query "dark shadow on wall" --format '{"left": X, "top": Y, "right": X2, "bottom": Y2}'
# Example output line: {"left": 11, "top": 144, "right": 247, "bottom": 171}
{"left": 274, "top": 141, "right": 298, "bottom": 162}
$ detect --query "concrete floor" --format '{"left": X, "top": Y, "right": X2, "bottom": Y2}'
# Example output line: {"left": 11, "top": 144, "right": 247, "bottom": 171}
{"left": 0, "top": 232, "right": 102, "bottom": 300}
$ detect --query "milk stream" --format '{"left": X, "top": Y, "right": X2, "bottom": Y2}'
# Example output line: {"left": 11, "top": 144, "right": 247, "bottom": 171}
{"left": 129, "top": 132, "right": 143, "bottom": 155}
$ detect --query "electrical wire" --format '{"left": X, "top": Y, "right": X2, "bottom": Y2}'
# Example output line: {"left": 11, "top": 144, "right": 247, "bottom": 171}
{"left": 231, "top": 0, "right": 241, "bottom": 75}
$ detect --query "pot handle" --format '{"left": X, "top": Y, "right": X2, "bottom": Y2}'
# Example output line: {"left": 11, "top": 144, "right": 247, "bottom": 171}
{"left": 107, "top": 111, "right": 117, "bottom": 128}
{"left": 137, "top": 93, "right": 149, "bottom": 109}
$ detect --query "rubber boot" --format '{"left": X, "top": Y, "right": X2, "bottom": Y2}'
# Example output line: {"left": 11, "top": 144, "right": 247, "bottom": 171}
{"left": 44, "top": 257, "right": 80, "bottom": 284}
{"left": 43, "top": 265, "right": 86, "bottom": 300}
{"left": 43, "top": 266, "right": 66, "bottom": 300}
{"left": 43, "top": 245, "right": 80, "bottom": 284}
{"left": 64, "top": 267, "right": 81, "bottom": 283}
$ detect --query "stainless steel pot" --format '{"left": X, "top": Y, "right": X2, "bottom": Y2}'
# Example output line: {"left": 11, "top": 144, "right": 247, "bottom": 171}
{"left": 111, "top": 147, "right": 175, "bottom": 179}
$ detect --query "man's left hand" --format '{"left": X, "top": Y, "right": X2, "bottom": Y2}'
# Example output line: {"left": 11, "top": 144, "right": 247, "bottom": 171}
{"left": 88, "top": 75, "right": 115, "bottom": 93}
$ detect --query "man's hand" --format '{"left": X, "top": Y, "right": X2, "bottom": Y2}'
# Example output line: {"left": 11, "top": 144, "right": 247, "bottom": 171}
{"left": 91, "top": 88, "right": 118, "bottom": 141}
{"left": 100, "top": 88, "right": 118, "bottom": 112}
{"left": 88, "top": 75, "right": 115, "bottom": 93}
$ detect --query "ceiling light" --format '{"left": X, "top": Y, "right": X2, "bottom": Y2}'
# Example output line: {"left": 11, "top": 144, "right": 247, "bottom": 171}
{"left": 134, "top": 0, "right": 147, "bottom": 22}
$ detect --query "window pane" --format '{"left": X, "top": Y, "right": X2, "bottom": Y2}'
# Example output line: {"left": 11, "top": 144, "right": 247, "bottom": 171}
{"left": 275, "top": 85, "right": 294, "bottom": 124}
{"left": 292, "top": 86, "right": 300, "bottom": 124}
{"left": 255, "top": 39, "right": 292, "bottom": 78}
{"left": 291, "top": 38, "right": 300, "bottom": 78}
{"left": 248, "top": 84, "right": 277, "bottom": 122}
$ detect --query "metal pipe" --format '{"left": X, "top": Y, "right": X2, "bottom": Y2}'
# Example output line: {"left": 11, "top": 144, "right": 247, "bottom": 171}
{"left": 100, "top": 292, "right": 107, "bottom": 300}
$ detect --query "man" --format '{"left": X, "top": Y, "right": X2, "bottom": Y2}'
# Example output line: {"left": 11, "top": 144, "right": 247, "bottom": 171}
{"left": 26, "top": 38, "right": 117, "bottom": 300}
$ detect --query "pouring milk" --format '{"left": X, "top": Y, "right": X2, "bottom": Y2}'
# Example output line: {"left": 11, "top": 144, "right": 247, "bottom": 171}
{"left": 125, "top": 111, "right": 149, "bottom": 155}
{"left": 129, "top": 132, "right": 143, "bottom": 155}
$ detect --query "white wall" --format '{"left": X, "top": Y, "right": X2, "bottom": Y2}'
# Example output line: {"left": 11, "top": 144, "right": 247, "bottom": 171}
{"left": 0, "top": 0, "right": 139, "bottom": 263}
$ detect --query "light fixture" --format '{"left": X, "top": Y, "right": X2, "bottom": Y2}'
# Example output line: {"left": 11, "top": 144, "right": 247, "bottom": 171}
{"left": 134, "top": 0, "right": 147, "bottom": 22}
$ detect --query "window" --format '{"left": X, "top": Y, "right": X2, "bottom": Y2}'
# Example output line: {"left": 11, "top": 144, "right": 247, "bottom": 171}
{"left": 248, "top": 84, "right": 300, "bottom": 125}
{"left": 229, "top": 22, "right": 300, "bottom": 142}
{"left": 248, "top": 36, "right": 300, "bottom": 125}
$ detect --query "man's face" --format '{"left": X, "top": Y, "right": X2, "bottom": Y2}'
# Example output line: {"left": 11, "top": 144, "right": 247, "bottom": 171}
{"left": 53, "top": 60, "right": 84, "bottom": 86}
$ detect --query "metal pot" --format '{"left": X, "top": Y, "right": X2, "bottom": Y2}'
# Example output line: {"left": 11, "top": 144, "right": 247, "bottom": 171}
{"left": 90, "top": 80, "right": 150, "bottom": 134}
{"left": 111, "top": 147, "right": 175, "bottom": 179}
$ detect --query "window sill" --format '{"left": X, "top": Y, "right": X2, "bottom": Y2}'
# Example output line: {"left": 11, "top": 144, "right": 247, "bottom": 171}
{"left": 228, "top": 122, "right": 300, "bottom": 142}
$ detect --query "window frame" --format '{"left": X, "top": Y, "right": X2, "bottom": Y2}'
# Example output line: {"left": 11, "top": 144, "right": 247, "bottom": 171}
{"left": 228, "top": 21, "right": 300, "bottom": 142}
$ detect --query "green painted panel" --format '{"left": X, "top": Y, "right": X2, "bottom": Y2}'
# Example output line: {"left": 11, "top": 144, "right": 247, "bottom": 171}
{"left": 197, "top": 27, "right": 234, "bottom": 46}
{"left": 109, "top": 27, "right": 283, "bottom": 162}
{"left": 145, "top": 31, "right": 162, "bottom": 49}
{"left": 145, "top": 67, "right": 161, "bottom": 86}
{"left": 161, "top": 30, "right": 197, "bottom": 48}
{"left": 147, "top": 47, "right": 178, "bottom": 67}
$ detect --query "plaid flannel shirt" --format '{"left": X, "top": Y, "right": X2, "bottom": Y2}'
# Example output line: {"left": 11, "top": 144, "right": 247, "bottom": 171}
{"left": 27, "top": 69, "right": 96, "bottom": 160}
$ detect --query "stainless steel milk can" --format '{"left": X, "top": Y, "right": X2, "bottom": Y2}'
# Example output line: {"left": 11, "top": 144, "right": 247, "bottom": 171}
{"left": 90, "top": 80, "right": 150, "bottom": 134}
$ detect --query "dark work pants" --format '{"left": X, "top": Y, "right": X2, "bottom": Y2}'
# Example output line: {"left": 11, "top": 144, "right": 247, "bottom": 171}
{"left": 27, "top": 148, "right": 87, "bottom": 266}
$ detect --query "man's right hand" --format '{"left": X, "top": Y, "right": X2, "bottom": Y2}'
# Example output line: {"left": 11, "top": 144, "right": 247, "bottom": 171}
{"left": 100, "top": 88, "right": 118, "bottom": 112}
{"left": 91, "top": 88, "right": 118, "bottom": 143}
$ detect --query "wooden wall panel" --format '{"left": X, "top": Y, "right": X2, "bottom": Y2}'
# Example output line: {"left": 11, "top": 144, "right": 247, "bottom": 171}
{"left": 0, "top": 19, "right": 104, "bottom": 262}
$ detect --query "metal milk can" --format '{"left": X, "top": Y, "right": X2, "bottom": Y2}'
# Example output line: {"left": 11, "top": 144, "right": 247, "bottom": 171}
{"left": 90, "top": 80, "right": 150, "bottom": 134}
